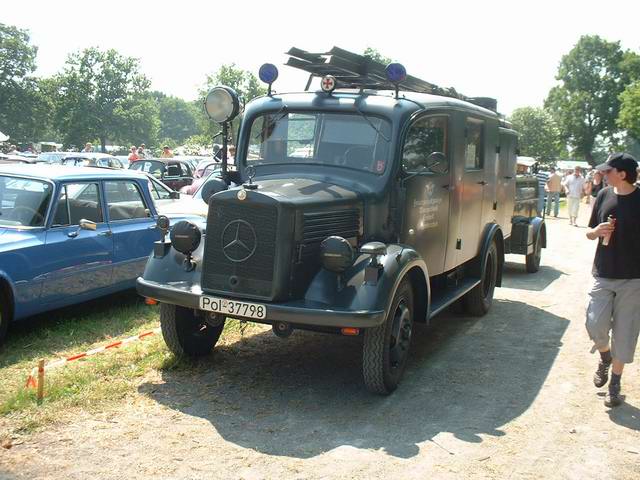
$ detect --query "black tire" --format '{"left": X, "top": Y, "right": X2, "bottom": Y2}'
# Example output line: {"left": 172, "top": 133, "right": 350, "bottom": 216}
{"left": 463, "top": 241, "right": 498, "bottom": 316}
{"left": 0, "top": 288, "right": 9, "bottom": 348}
{"left": 363, "top": 278, "right": 414, "bottom": 395}
{"left": 525, "top": 231, "right": 542, "bottom": 273}
{"left": 160, "top": 303, "right": 224, "bottom": 357}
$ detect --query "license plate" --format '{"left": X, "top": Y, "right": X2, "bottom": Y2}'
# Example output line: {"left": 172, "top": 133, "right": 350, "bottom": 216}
{"left": 199, "top": 296, "right": 267, "bottom": 320}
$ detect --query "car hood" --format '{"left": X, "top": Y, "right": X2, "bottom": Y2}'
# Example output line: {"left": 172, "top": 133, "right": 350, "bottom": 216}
{"left": 156, "top": 198, "right": 208, "bottom": 219}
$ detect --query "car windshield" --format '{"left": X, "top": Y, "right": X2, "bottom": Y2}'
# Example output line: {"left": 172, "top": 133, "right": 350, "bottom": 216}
{"left": 246, "top": 112, "right": 391, "bottom": 174}
{"left": 0, "top": 176, "right": 53, "bottom": 227}
{"left": 130, "top": 161, "right": 166, "bottom": 178}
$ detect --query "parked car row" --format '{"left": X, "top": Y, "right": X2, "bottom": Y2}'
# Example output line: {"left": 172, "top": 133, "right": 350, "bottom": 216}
{"left": 0, "top": 164, "right": 209, "bottom": 344}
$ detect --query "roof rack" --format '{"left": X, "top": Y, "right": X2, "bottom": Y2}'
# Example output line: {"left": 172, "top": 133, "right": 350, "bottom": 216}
{"left": 285, "top": 46, "right": 497, "bottom": 112}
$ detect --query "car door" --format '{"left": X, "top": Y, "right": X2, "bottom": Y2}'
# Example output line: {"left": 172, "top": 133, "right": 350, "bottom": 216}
{"left": 400, "top": 115, "right": 451, "bottom": 276}
{"left": 104, "top": 179, "right": 159, "bottom": 286}
{"left": 458, "top": 117, "right": 486, "bottom": 264}
{"left": 41, "top": 182, "right": 113, "bottom": 304}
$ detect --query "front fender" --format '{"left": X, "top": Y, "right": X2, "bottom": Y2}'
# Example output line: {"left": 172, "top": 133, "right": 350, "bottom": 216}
{"left": 304, "top": 244, "right": 430, "bottom": 322}
{"left": 139, "top": 238, "right": 205, "bottom": 287}
{"left": 530, "top": 217, "right": 547, "bottom": 248}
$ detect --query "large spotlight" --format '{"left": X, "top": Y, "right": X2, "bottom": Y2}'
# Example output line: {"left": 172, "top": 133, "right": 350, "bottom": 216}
{"left": 203, "top": 86, "right": 240, "bottom": 123}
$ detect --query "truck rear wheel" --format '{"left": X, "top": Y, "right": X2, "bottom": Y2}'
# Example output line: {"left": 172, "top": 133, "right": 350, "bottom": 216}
{"left": 463, "top": 241, "right": 498, "bottom": 316}
{"left": 525, "top": 232, "right": 542, "bottom": 273}
{"left": 160, "top": 304, "right": 224, "bottom": 357}
{"left": 363, "top": 278, "right": 414, "bottom": 395}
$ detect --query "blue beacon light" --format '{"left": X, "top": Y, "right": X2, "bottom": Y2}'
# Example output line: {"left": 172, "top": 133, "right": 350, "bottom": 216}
{"left": 385, "top": 63, "right": 406, "bottom": 98}
{"left": 259, "top": 63, "right": 279, "bottom": 96}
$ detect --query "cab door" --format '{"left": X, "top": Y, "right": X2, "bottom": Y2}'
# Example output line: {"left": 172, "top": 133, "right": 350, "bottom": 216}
{"left": 458, "top": 117, "right": 486, "bottom": 264}
{"left": 400, "top": 115, "right": 451, "bottom": 276}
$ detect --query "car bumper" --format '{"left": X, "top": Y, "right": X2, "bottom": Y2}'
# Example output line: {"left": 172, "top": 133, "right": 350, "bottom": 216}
{"left": 137, "top": 278, "right": 386, "bottom": 328}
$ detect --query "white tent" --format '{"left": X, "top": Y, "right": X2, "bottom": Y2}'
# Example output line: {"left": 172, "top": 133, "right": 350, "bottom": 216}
{"left": 0, "top": 131, "right": 9, "bottom": 142}
{"left": 556, "top": 160, "right": 591, "bottom": 171}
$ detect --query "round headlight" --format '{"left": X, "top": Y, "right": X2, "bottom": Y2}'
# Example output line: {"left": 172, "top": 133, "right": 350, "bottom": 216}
{"left": 170, "top": 221, "right": 201, "bottom": 255}
{"left": 203, "top": 86, "right": 240, "bottom": 123}
{"left": 320, "top": 236, "right": 355, "bottom": 273}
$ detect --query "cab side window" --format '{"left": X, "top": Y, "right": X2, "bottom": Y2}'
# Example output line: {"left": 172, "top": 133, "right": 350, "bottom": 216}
{"left": 402, "top": 116, "right": 448, "bottom": 174}
{"left": 465, "top": 118, "right": 484, "bottom": 170}
{"left": 52, "top": 183, "right": 103, "bottom": 227}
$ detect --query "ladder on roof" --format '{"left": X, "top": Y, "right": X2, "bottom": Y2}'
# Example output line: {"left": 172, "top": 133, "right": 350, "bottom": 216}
{"left": 284, "top": 46, "right": 498, "bottom": 112}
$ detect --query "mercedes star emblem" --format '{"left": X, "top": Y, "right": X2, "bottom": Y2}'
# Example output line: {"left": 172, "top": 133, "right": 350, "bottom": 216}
{"left": 222, "top": 220, "right": 257, "bottom": 262}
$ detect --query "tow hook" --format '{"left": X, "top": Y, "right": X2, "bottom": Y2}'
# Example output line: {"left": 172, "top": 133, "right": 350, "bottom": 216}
{"left": 273, "top": 321, "right": 293, "bottom": 338}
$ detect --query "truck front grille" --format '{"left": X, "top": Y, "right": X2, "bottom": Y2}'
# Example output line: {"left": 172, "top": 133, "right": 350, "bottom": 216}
{"left": 201, "top": 201, "right": 278, "bottom": 300}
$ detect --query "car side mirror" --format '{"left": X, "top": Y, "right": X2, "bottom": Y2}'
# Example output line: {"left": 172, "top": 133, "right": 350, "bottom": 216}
{"left": 79, "top": 219, "right": 97, "bottom": 231}
{"left": 426, "top": 152, "right": 448, "bottom": 174}
{"left": 169, "top": 191, "right": 180, "bottom": 199}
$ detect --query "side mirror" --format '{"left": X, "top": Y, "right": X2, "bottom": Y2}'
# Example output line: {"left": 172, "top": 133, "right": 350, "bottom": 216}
{"left": 426, "top": 152, "right": 448, "bottom": 174}
{"left": 169, "top": 191, "right": 180, "bottom": 199}
{"left": 200, "top": 176, "right": 229, "bottom": 204}
{"left": 79, "top": 219, "right": 97, "bottom": 231}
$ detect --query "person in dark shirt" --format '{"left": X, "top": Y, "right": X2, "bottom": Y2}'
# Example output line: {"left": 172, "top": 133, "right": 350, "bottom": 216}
{"left": 585, "top": 152, "right": 640, "bottom": 407}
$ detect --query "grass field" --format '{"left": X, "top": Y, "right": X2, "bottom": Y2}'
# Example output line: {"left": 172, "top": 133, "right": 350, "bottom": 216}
{"left": 0, "top": 292, "right": 257, "bottom": 435}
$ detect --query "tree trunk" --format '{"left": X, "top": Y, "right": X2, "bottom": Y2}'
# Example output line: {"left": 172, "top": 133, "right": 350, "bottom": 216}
{"left": 100, "top": 136, "right": 106, "bottom": 153}
{"left": 585, "top": 150, "right": 594, "bottom": 166}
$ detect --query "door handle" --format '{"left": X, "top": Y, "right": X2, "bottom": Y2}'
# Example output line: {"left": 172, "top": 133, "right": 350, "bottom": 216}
{"left": 147, "top": 224, "right": 157, "bottom": 230}
{"left": 477, "top": 181, "right": 487, "bottom": 186}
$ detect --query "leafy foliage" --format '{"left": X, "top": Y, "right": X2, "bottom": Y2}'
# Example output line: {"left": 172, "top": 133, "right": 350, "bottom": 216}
{"left": 0, "top": 23, "right": 50, "bottom": 143}
{"left": 509, "top": 107, "right": 565, "bottom": 163}
{"left": 363, "top": 47, "right": 393, "bottom": 66}
{"left": 53, "top": 47, "right": 156, "bottom": 150}
{"left": 545, "top": 35, "right": 640, "bottom": 163}
{"left": 619, "top": 81, "right": 640, "bottom": 140}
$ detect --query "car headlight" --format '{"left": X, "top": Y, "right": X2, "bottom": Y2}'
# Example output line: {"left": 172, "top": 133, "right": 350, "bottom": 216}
{"left": 320, "top": 236, "right": 355, "bottom": 273}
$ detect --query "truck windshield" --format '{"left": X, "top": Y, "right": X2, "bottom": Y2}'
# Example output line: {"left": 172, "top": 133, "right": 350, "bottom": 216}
{"left": 246, "top": 112, "right": 392, "bottom": 175}
{"left": 0, "top": 176, "right": 53, "bottom": 228}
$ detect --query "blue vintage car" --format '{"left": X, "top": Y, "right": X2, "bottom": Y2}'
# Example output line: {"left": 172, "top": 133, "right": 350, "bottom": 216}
{"left": 0, "top": 164, "right": 201, "bottom": 344}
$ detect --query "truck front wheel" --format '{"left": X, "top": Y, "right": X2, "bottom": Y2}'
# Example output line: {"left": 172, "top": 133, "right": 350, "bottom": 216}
{"left": 362, "top": 278, "right": 414, "bottom": 395}
{"left": 463, "top": 240, "right": 498, "bottom": 316}
{"left": 160, "top": 304, "right": 224, "bottom": 357}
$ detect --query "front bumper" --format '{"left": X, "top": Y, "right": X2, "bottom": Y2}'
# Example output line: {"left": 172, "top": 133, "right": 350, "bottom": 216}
{"left": 137, "top": 278, "right": 385, "bottom": 328}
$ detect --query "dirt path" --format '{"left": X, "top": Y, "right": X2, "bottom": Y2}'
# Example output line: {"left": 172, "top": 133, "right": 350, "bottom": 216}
{"left": 1, "top": 208, "right": 639, "bottom": 480}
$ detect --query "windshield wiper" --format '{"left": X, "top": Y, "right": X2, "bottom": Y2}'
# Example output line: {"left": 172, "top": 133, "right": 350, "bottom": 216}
{"left": 354, "top": 103, "right": 390, "bottom": 142}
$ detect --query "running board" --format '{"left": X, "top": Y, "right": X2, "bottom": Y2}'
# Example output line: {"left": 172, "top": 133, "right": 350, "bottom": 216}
{"left": 429, "top": 278, "right": 481, "bottom": 319}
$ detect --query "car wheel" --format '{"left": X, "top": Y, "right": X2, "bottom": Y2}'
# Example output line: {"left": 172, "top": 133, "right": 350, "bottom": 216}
{"left": 463, "top": 240, "right": 498, "bottom": 316}
{"left": 0, "top": 288, "right": 9, "bottom": 347}
{"left": 363, "top": 278, "right": 414, "bottom": 395}
{"left": 525, "top": 231, "right": 542, "bottom": 273}
{"left": 160, "top": 304, "right": 224, "bottom": 357}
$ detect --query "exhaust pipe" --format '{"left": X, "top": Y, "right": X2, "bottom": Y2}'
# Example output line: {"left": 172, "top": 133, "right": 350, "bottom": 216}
{"left": 272, "top": 321, "right": 293, "bottom": 338}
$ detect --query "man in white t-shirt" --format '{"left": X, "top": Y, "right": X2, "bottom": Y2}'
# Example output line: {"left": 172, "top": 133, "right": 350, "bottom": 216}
{"left": 562, "top": 167, "right": 586, "bottom": 226}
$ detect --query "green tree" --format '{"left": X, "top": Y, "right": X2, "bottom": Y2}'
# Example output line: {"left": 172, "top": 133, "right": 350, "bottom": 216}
{"left": 509, "top": 107, "right": 564, "bottom": 163}
{"left": 545, "top": 35, "right": 640, "bottom": 164}
{"left": 152, "top": 91, "right": 199, "bottom": 144}
{"left": 619, "top": 81, "right": 640, "bottom": 140}
{"left": 198, "top": 64, "right": 266, "bottom": 143}
{"left": 0, "top": 23, "right": 51, "bottom": 143}
{"left": 363, "top": 47, "right": 393, "bottom": 65}
{"left": 53, "top": 47, "right": 157, "bottom": 151}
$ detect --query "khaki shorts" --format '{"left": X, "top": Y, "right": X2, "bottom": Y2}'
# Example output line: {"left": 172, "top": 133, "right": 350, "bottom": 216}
{"left": 586, "top": 277, "right": 640, "bottom": 363}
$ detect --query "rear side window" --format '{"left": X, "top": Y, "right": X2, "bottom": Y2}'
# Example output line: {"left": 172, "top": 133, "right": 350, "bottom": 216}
{"left": 52, "top": 183, "right": 103, "bottom": 226}
{"left": 465, "top": 118, "right": 484, "bottom": 170}
{"left": 104, "top": 181, "right": 149, "bottom": 220}
{"left": 402, "top": 116, "right": 449, "bottom": 173}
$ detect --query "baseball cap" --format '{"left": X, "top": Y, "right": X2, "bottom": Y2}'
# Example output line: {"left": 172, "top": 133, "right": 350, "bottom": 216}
{"left": 595, "top": 152, "right": 638, "bottom": 175}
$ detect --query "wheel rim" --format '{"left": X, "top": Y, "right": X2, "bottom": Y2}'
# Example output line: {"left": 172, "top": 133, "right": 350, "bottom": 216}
{"left": 389, "top": 300, "right": 412, "bottom": 369}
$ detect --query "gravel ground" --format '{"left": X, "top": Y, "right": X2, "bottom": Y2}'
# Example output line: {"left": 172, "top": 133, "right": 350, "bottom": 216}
{"left": 1, "top": 208, "right": 639, "bottom": 480}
